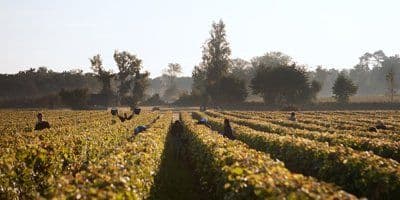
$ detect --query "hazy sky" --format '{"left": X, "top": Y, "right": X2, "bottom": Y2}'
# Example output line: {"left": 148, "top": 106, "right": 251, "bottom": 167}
{"left": 1, "top": 0, "right": 399, "bottom": 77}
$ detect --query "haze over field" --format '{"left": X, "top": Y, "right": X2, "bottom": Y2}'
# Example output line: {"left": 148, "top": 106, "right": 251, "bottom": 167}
{"left": 1, "top": 0, "right": 399, "bottom": 77}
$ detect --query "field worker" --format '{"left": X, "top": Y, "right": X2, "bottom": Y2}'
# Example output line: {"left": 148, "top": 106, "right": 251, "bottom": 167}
{"left": 223, "top": 118, "right": 235, "bottom": 140}
{"left": 197, "top": 117, "right": 211, "bottom": 128}
{"left": 171, "top": 120, "right": 184, "bottom": 159}
{"left": 134, "top": 107, "right": 141, "bottom": 115}
{"left": 118, "top": 112, "right": 133, "bottom": 122}
{"left": 111, "top": 107, "right": 118, "bottom": 116}
{"left": 376, "top": 120, "right": 388, "bottom": 130}
{"left": 288, "top": 112, "right": 297, "bottom": 122}
{"left": 134, "top": 125, "right": 147, "bottom": 135}
{"left": 34, "top": 113, "right": 50, "bottom": 131}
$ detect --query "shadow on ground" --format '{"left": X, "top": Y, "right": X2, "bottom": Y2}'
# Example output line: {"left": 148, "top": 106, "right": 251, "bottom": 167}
{"left": 149, "top": 126, "right": 206, "bottom": 200}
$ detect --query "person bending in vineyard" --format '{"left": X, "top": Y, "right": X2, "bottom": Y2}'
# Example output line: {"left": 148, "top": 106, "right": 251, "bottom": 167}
{"left": 368, "top": 120, "right": 388, "bottom": 132}
{"left": 288, "top": 112, "right": 297, "bottom": 122}
{"left": 222, "top": 118, "right": 235, "bottom": 140}
{"left": 134, "top": 125, "right": 147, "bottom": 135}
{"left": 117, "top": 112, "right": 133, "bottom": 122}
{"left": 376, "top": 120, "right": 388, "bottom": 130}
{"left": 129, "top": 116, "right": 161, "bottom": 139}
{"left": 34, "top": 113, "right": 50, "bottom": 131}
{"left": 134, "top": 117, "right": 160, "bottom": 135}
{"left": 171, "top": 120, "right": 184, "bottom": 159}
{"left": 197, "top": 117, "right": 211, "bottom": 128}
{"left": 127, "top": 125, "right": 147, "bottom": 141}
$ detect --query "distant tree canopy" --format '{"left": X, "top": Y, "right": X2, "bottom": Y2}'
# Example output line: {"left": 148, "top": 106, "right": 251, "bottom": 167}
{"left": 0, "top": 66, "right": 191, "bottom": 108}
{"left": 312, "top": 50, "right": 400, "bottom": 97}
{"left": 90, "top": 54, "right": 115, "bottom": 106}
{"left": 114, "top": 50, "right": 150, "bottom": 108}
{"left": 386, "top": 68, "right": 396, "bottom": 102}
{"left": 162, "top": 63, "right": 182, "bottom": 102}
{"left": 2, "top": 17, "right": 400, "bottom": 108}
{"left": 251, "top": 63, "right": 321, "bottom": 105}
{"left": 332, "top": 72, "right": 358, "bottom": 103}
{"left": 0, "top": 67, "right": 100, "bottom": 100}
{"left": 251, "top": 51, "right": 293, "bottom": 69}
{"left": 59, "top": 88, "right": 89, "bottom": 109}
{"left": 141, "top": 93, "right": 166, "bottom": 106}
{"left": 231, "top": 58, "right": 253, "bottom": 86}
{"left": 173, "top": 91, "right": 200, "bottom": 106}
{"left": 90, "top": 54, "right": 114, "bottom": 96}
{"left": 211, "top": 75, "right": 247, "bottom": 103}
{"left": 192, "top": 19, "right": 248, "bottom": 105}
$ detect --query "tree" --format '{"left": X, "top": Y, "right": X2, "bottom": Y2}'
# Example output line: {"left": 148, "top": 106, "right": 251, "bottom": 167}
{"left": 173, "top": 91, "right": 200, "bottom": 106}
{"left": 141, "top": 93, "right": 166, "bottom": 106}
{"left": 251, "top": 63, "right": 319, "bottom": 104}
{"left": 202, "top": 20, "right": 231, "bottom": 84}
{"left": 194, "top": 19, "right": 248, "bottom": 105}
{"left": 201, "top": 20, "right": 233, "bottom": 103}
{"left": 114, "top": 50, "right": 149, "bottom": 108}
{"left": 386, "top": 68, "right": 396, "bottom": 102}
{"left": 231, "top": 58, "right": 253, "bottom": 85}
{"left": 210, "top": 75, "right": 247, "bottom": 104}
{"left": 59, "top": 88, "right": 89, "bottom": 109}
{"left": 162, "top": 63, "right": 182, "bottom": 101}
{"left": 130, "top": 70, "right": 150, "bottom": 108}
{"left": 90, "top": 54, "right": 114, "bottom": 105}
{"left": 332, "top": 72, "right": 358, "bottom": 103}
{"left": 309, "top": 80, "right": 322, "bottom": 101}
{"left": 163, "top": 63, "right": 182, "bottom": 85}
{"left": 251, "top": 51, "right": 292, "bottom": 70}
{"left": 191, "top": 64, "right": 209, "bottom": 105}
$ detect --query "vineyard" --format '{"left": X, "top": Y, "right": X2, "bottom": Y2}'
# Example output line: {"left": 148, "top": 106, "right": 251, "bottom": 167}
{"left": 1, "top": 110, "right": 400, "bottom": 199}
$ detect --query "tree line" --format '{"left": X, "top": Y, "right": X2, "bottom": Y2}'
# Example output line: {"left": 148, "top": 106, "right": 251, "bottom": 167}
{"left": 1, "top": 20, "right": 399, "bottom": 108}
{"left": 175, "top": 20, "right": 386, "bottom": 106}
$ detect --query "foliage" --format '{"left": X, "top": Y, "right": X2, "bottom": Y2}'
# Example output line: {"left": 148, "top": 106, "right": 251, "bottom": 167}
{"left": 162, "top": 63, "right": 182, "bottom": 102}
{"left": 332, "top": 72, "right": 358, "bottom": 103}
{"left": 312, "top": 51, "right": 400, "bottom": 97}
{"left": 250, "top": 51, "right": 292, "bottom": 69}
{"left": 202, "top": 20, "right": 231, "bottom": 86}
{"left": 90, "top": 54, "right": 114, "bottom": 97}
{"left": 191, "top": 64, "right": 209, "bottom": 105}
{"left": 386, "top": 67, "right": 396, "bottom": 102}
{"left": 172, "top": 91, "right": 201, "bottom": 106}
{"left": 142, "top": 93, "right": 166, "bottom": 106}
{"left": 114, "top": 50, "right": 150, "bottom": 108}
{"left": 310, "top": 80, "right": 322, "bottom": 100}
{"left": 0, "top": 67, "right": 192, "bottom": 107}
{"left": 3, "top": 109, "right": 400, "bottom": 199}
{"left": 194, "top": 111, "right": 400, "bottom": 199}
{"left": 206, "top": 110, "right": 400, "bottom": 162}
{"left": 0, "top": 110, "right": 162, "bottom": 199}
{"left": 163, "top": 63, "right": 182, "bottom": 84}
{"left": 196, "top": 20, "right": 247, "bottom": 105}
{"left": 180, "top": 112, "right": 356, "bottom": 199}
{"left": 230, "top": 58, "right": 252, "bottom": 81}
{"left": 251, "top": 63, "right": 320, "bottom": 104}
{"left": 59, "top": 88, "right": 89, "bottom": 109}
{"left": 0, "top": 68, "right": 100, "bottom": 100}
{"left": 208, "top": 75, "right": 247, "bottom": 104}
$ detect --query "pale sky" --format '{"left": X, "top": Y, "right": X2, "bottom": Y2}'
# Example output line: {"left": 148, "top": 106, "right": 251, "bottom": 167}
{"left": 1, "top": 0, "right": 399, "bottom": 77}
